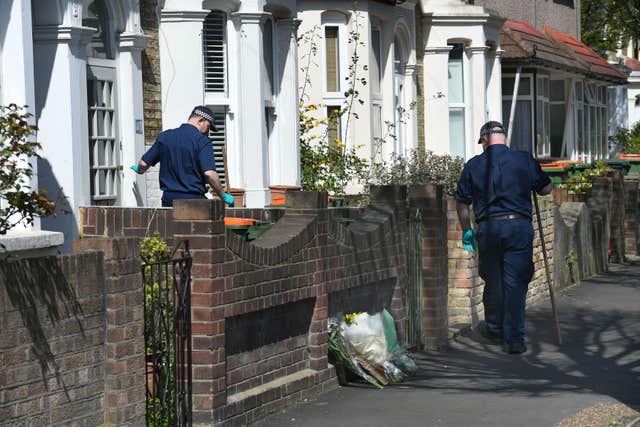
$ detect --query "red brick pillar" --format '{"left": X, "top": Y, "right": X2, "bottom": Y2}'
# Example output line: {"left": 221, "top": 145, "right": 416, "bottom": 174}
{"left": 172, "top": 199, "right": 226, "bottom": 425}
{"left": 370, "top": 185, "right": 409, "bottom": 342}
{"left": 408, "top": 184, "right": 448, "bottom": 351}
{"left": 624, "top": 176, "right": 640, "bottom": 256}
{"left": 73, "top": 237, "right": 146, "bottom": 425}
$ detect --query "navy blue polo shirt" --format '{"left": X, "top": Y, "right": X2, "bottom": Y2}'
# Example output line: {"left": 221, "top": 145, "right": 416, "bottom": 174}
{"left": 454, "top": 145, "right": 551, "bottom": 222}
{"left": 142, "top": 124, "right": 215, "bottom": 201}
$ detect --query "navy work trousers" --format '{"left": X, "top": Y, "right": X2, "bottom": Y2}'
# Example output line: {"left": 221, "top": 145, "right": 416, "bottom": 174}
{"left": 476, "top": 218, "right": 534, "bottom": 344}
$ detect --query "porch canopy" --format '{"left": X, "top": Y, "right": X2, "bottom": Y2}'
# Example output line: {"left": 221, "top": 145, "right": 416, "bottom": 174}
{"left": 501, "top": 20, "right": 626, "bottom": 84}
{"left": 499, "top": 20, "right": 627, "bottom": 161}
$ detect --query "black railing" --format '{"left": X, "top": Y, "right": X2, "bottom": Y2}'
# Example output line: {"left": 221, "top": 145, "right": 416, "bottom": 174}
{"left": 142, "top": 240, "right": 193, "bottom": 426}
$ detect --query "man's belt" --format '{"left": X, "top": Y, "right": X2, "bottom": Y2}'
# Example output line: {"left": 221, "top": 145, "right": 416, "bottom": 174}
{"left": 477, "top": 213, "right": 527, "bottom": 223}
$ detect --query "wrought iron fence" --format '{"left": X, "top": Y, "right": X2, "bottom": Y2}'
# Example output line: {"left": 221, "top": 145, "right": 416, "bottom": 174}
{"left": 406, "top": 209, "right": 424, "bottom": 349}
{"left": 142, "top": 240, "right": 193, "bottom": 426}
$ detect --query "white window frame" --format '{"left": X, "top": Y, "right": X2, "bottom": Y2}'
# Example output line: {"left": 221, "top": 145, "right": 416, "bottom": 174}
{"left": 447, "top": 43, "right": 470, "bottom": 158}
{"left": 203, "top": 10, "right": 228, "bottom": 99}
{"left": 536, "top": 74, "right": 551, "bottom": 158}
{"left": 370, "top": 22, "right": 383, "bottom": 161}
{"left": 321, "top": 13, "right": 348, "bottom": 102}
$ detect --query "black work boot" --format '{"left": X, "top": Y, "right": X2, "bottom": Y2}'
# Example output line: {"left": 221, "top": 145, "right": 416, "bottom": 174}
{"left": 504, "top": 341, "right": 527, "bottom": 354}
{"left": 478, "top": 321, "right": 503, "bottom": 345}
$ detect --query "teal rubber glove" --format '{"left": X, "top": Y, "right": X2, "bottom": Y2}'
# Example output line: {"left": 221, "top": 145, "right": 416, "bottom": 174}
{"left": 130, "top": 164, "right": 142, "bottom": 174}
{"left": 221, "top": 192, "right": 235, "bottom": 207}
{"left": 462, "top": 228, "right": 476, "bottom": 253}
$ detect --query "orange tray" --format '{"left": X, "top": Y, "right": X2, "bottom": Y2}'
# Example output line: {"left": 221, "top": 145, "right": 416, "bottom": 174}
{"left": 224, "top": 217, "right": 255, "bottom": 226}
{"left": 270, "top": 197, "right": 286, "bottom": 206}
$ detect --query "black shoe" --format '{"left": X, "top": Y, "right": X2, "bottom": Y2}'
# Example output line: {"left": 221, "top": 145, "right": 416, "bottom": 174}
{"left": 504, "top": 342, "right": 527, "bottom": 354}
{"left": 478, "top": 322, "right": 503, "bottom": 345}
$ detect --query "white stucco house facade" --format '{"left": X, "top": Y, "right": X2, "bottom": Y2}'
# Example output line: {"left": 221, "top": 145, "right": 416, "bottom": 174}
{"left": 1, "top": 0, "right": 148, "bottom": 251}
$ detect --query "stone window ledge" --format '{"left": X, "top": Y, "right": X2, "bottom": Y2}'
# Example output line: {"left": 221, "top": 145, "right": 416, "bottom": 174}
{"left": 0, "top": 230, "right": 64, "bottom": 258}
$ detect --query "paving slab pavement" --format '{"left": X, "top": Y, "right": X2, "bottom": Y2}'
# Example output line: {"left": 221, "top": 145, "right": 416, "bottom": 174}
{"left": 259, "top": 261, "right": 640, "bottom": 427}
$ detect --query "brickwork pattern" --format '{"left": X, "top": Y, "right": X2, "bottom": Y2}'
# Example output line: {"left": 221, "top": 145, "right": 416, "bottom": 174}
{"left": 446, "top": 195, "right": 555, "bottom": 326}
{"left": 1, "top": 237, "right": 145, "bottom": 426}
{"left": 80, "top": 192, "right": 409, "bottom": 426}
{"left": 623, "top": 176, "right": 640, "bottom": 256}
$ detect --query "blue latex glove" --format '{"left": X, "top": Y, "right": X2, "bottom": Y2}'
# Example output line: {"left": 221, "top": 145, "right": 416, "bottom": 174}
{"left": 130, "top": 164, "right": 142, "bottom": 174}
{"left": 221, "top": 192, "right": 235, "bottom": 207}
{"left": 462, "top": 228, "right": 476, "bottom": 253}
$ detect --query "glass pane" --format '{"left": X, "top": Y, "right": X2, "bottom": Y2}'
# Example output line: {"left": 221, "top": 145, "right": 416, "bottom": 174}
{"left": 325, "top": 27, "right": 340, "bottom": 92}
{"left": 550, "top": 104, "right": 566, "bottom": 157}
{"left": 372, "top": 104, "right": 382, "bottom": 160}
{"left": 448, "top": 45, "right": 464, "bottom": 104}
{"left": 449, "top": 108, "right": 465, "bottom": 158}
{"left": 550, "top": 80, "right": 565, "bottom": 102}
{"left": 575, "top": 81, "right": 583, "bottom": 102}
{"left": 371, "top": 29, "right": 381, "bottom": 95}
{"left": 577, "top": 108, "right": 584, "bottom": 157}
{"left": 97, "top": 139, "right": 105, "bottom": 166}
{"left": 590, "top": 106, "right": 597, "bottom": 159}
{"left": 510, "top": 100, "right": 533, "bottom": 153}
{"left": 543, "top": 102, "right": 550, "bottom": 156}
{"left": 601, "top": 107, "right": 607, "bottom": 158}
{"left": 327, "top": 106, "right": 342, "bottom": 146}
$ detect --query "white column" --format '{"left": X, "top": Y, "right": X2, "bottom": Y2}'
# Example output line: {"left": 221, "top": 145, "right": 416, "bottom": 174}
{"left": 486, "top": 48, "right": 503, "bottom": 124}
{"left": 159, "top": 9, "right": 209, "bottom": 129}
{"left": 118, "top": 33, "right": 150, "bottom": 207}
{"left": 33, "top": 25, "right": 94, "bottom": 249}
{"left": 404, "top": 64, "right": 419, "bottom": 153}
{"left": 467, "top": 45, "right": 488, "bottom": 157}
{"left": 0, "top": 0, "right": 39, "bottom": 231}
{"left": 271, "top": 18, "right": 300, "bottom": 187}
{"left": 423, "top": 46, "right": 452, "bottom": 154}
{"left": 232, "top": 12, "right": 269, "bottom": 207}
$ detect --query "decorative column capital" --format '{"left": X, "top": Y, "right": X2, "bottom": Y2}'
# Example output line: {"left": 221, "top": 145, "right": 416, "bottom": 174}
{"left": 466, "top": 45, "right": 489, "bottom": 55}
{"left": 424, "top": 46, "right": 453, "bottom": 55}
{"left": 119, "top": 32, "right": 151, "bottom": 51}
{"left": 230, "top": 12, "right": 270, "bottom": 25}
{"left": 278, "top": 18, "right": 303, "bottom": 30}
{"left": 160, "top": 10, "right": 210, "bottom": 23}
{"left": 33, "top": 25, "right": 95, "bottom": 45}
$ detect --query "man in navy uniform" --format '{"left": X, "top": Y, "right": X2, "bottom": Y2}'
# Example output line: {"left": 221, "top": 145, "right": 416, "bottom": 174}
{"left": 455, "top": 121, "right": 553, "bottom": 354}
{"left": 131, "top": 106, "right": 235, "bottom": 208}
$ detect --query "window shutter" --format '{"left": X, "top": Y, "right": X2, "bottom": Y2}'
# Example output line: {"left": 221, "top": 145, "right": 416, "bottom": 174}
{"left": 208, "top": 105, "right": 227, "bottom": 188}
{"left": 203, "top": 12, "right": 226, "bottom": 93}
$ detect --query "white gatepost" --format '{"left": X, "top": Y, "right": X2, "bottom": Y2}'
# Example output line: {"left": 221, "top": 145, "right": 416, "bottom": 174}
{"left": 118, "top": 33, "right": 150, "bottom": 207}
{"left": 33, "top": 24, "right": 94, "bottom": 250}
{"left": 272, "top": 18, "right": 301, "bottom": 187}
{"left": 467, "top": 45, "right": 488, "bottom": 157}
{"left": 232, "top": 12, "right": 270, "bottom": 207}
{"left": 423, "top": 46, "right": 452, "bottom": 155}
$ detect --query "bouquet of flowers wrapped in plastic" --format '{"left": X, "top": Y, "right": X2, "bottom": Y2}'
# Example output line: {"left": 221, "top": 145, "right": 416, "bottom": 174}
{"left": 328, "top": 309, "right": 417, "bottom": 388}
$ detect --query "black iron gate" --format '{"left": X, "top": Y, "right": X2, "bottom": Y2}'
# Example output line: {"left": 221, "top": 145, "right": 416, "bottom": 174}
{"left": 142, "top": 240, "right": 193, "bottom": 426}
{"left": 406, "top": 209, "right": 424, "bottom": 349}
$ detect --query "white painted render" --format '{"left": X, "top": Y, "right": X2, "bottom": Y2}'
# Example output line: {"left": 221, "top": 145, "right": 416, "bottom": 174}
{"left": 628, "top": 72, "right": 640, "bottom": 128}
{"left": 420, "top": 0, "right": 504, "bottom": 159}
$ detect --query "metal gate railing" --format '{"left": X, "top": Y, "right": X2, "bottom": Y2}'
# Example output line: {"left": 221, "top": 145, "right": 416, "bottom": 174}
{"left": 406, "top": 209, "right": 424, "bottom": 349}
{"left": 142, "top": 240, "right": 193, "bottom": 426}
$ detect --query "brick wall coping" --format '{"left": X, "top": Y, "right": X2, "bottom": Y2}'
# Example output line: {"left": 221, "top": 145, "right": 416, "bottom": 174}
{"left": 328, "top": 206, "right": 395, "bottom": 249}
{"left": 226, "top": 214, "right": 317, "bottom": 266}
{"left": 0, "top": 230, "right": 64, "bottom": 256}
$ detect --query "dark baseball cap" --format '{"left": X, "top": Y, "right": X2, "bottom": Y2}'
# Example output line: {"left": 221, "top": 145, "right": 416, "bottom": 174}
{"left": 191, "top": 105, "right": 218, "bottom": 131}
{"left": 478, "top": 120, "right": 506, "bottom": 144}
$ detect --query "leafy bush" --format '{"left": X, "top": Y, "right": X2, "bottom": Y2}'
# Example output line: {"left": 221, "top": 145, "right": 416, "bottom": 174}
{"left": 610, "top": 121, "right": 640, "bottom": 154}
{"left": 0, "top": 104, "right": 57, "bottom": 234}
{"left": 299, "top": 104, "right": 369, "bottom": 196}
{"left": 369, "top": 150, "right": 465, "bottom": 196}
{"left": 561, "top": 161, "right": 613, "bottom": 195}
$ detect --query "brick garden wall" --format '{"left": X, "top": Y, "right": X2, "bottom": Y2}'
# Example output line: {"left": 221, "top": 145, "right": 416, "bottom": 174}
{"left": 0, "top": 238, "right": 145, "bottom": 426}
{"left": 79, "top": 186, "right": 446, "bottom": 426}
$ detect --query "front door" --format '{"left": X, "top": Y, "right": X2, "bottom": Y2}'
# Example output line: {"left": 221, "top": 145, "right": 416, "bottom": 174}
{"left": 87, "top": 63, "right": 121, "bottom": 206}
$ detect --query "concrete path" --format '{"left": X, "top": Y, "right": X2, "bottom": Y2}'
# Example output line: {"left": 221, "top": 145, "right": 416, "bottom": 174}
{"left": 259, "top": 262, "right": 640, "bottom": 427}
